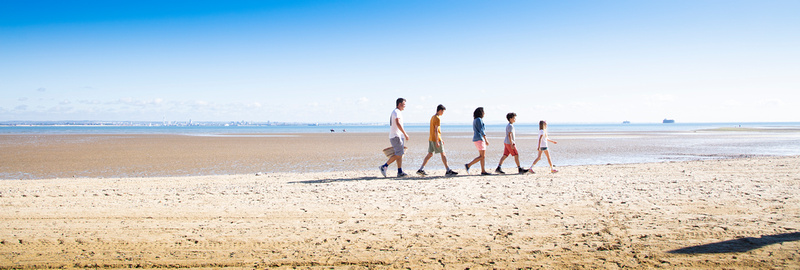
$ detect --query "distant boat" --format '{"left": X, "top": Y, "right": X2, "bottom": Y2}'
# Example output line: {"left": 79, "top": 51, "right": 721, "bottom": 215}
{"left": 622, "top": 121, "right": 631, "bottom": 124}
{"left": 663, "top": 119, "right": 675, "bottom": 124}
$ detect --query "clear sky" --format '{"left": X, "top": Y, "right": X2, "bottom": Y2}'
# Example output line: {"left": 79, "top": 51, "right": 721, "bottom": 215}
{"left": 2, "top": 0, "right": 798, "bottom": 124}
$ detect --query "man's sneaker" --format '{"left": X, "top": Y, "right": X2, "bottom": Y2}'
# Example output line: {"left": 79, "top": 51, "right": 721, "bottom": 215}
{"left": 465, "top": 164, "right": 471, "bottom": 175}
{"left": 416, "top": 170, "right": 428, "bottom": 176}
{"left": 518, "top": 167, "right": 527, "bottom": 174}
{"left": 480, "top": 171, "right": 493, "bottom": 176}
{"left": 495, "top": 167, "right": 506, "bottom": 174}
{"left": 446, "top": 169, "right": 459, "bottom": 176}
{"left": 397, "top": 172, "right": 409, "bottom": 177}
{"left": 379, "top": 165, "right": 388, "bottom": 177}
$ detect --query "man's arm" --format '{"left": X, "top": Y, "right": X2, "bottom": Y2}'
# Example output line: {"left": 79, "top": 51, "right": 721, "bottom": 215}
{"left": 396, "top": 118, "right": 409, "bottom": 140}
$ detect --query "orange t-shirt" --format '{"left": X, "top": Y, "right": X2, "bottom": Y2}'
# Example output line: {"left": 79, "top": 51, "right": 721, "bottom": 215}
{"left": 429, "top": 114, "right": 442, "bottom": 142}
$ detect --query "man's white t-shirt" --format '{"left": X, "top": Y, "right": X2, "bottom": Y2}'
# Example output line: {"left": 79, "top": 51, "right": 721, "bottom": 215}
{"left": 390, "top": 108, "right": 403, "bottom": 138}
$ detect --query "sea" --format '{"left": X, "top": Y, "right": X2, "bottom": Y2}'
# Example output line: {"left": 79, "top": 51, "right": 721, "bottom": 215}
{"left": 3, "top": 122, "right": 800, "bottom": 135}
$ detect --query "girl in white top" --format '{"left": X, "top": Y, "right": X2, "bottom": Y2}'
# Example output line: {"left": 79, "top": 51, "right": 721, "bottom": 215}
{"left": 528, "top": 120, "right": 559, "bottom": 173}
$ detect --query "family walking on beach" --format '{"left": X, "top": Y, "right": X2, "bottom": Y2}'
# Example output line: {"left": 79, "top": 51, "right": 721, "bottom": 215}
{"left": 380, "top": 98, "right": 558, "bottom": 178}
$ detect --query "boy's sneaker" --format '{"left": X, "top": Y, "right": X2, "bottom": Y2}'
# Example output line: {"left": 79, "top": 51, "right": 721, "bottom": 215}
{"left": 397, "top": 172, "right": 409, "bottom": 177}
{"left": 379, "top": 165, "right": 388, "bottom": 177}
{"left": 481, "top": 171, "right": 493, "bottom": 176}
{"left": 465, "top": 164, "right": 471, "bottom": 175}
{"left": 495, "top": 167, "right": 506, "bottom": 174}
{"left": 416, "top": 170, "right": 428, "bottom": 176}
{"left": 445, "top": 169, "right": 459, "bottom": 176}
{"left": 518, "top": 167, "right": 527, "bottom": 174}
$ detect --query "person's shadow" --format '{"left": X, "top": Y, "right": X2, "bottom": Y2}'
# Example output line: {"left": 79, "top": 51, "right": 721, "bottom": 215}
{"left": 668, "top": 232, "right": 800, "bottom": 254}
{"left": 288, "top": 174, "right": 475, "bottom": 184}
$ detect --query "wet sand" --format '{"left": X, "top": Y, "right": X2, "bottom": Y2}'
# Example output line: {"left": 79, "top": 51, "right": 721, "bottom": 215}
{"left": 3, "top": 130, "right": 798, "bottom": 180}
{"left": 1, "top": 156, "right": 798, "bottom": 268}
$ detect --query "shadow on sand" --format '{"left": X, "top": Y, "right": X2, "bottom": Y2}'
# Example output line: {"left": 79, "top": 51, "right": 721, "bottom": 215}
{"left": 288, "top": 173, "right": 506, "bottom": 184}
{"left": 668, "top": 232, "right": 800, "bottom": 254}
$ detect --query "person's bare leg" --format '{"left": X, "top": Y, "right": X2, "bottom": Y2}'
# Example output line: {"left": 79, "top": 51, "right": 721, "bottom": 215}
{"left": 421, "top": 152, "right": 433, "bottom": 168}
{"left": 530, "top": 150, "right": 543, "bottom": 168}
{"left": 528, "top": 150, "right": 543, "bottom": 173}
{"left": 478, "top": 150, "right": 486, "bottom": 173}
{"left": 386, "top": 155, "right": 399, "bottom": 166}
{"left": 440, "top": 153, "right": 449, "bottom": 170}
{"left": 498, "top": 155, "right": 508, "bottom": 167}
{"left": 397, "top": 155, "right": 403, "bottom": 170}
{"left": 544, "top": 150, "right": 555, "bottom": 172}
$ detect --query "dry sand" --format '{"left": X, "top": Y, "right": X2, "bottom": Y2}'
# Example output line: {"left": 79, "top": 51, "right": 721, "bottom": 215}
{"left": 1, "top": 156, "right": 798, "bottom": 269}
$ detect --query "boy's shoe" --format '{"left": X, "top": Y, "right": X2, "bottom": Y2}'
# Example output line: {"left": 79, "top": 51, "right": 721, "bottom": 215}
{"left": 397, "top": 172, "right": 409, "bottom": 177}
{"left": 379, "top": 165, "right": 388, "bottom": 177}
{"left": 446, "top": 169, "right": 459, "bottom": 176}
{"left": 481, "top": 171, "right": 493, "bottom": 176}
{"left": 527, "top": 169, "right": 536, "bottom": 174}
{"left": 518, "top": 168, "right": 527, "bottom": 174}
{"left": 465, "top": 164, "right": 471, "bottom": 175}
{"left": 495, "top": 167, "right": 506, "bottom": 174}
{"left": 416, "top": 170, "right": 428, "bottom": 176}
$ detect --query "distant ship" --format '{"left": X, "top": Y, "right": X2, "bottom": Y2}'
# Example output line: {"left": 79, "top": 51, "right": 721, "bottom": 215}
{"left": 663, "top": 119, "right": 675, "bottom": 124}
{"left": 622, "top": 121, "right": 631, "bottom": 124}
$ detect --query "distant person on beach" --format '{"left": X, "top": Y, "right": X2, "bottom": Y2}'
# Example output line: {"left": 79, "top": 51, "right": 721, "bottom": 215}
{"left": 380, "top": 98, "right": 410, "bottom": 177}
{"left": 528, "top": 120, "right": 558, "bottom": 174}
{"left": 465, "top": 107, "right": 491, "bottom": 175}
{"left": 417, "top": 104, "right": 458, "bottom": 176}
{"left": 496, "top": 112, "right": 525, "bottom": 174}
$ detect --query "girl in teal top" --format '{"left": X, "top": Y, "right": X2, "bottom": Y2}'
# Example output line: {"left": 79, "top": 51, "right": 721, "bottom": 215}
{"left": 466, "top": 107, "right": 491, "bottom": 175}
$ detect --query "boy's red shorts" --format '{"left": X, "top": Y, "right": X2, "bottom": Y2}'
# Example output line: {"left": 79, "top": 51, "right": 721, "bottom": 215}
{"left": 503, "top": 143, "right": 519, "bottom": 156}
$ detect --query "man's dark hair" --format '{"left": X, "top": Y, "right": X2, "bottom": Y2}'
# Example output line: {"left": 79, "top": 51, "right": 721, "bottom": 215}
{"left": 506, "top": 112, "right": 517, "bottom": 121}
{"left": 473, "top": 107, "right": 484, "bottom": 119}
{"left": 396, "top": 98, "right": 406, "bottom": 107}
{"left": 436, "top": 104, "right": 446, "bottom": 112}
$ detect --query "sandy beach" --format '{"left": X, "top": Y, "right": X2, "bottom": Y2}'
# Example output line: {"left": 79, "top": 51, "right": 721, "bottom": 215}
{"left": 1, "top": 155, "right": 798, "bottom": 268}
{"left": 1, "top": 130, "right": 799, "bottom": 268}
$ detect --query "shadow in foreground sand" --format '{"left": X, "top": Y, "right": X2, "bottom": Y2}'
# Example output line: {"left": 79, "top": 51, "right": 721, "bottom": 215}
{"left": 287, "top": 173, "right": 499, "bottom": 184}
{"left": 669, "top": 232, "right": 800, "bottom": 254}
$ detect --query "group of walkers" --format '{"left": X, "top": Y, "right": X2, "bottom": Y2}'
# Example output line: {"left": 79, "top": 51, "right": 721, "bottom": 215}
{"left": 379, "top": 98, "right": 558, "bottom": 178}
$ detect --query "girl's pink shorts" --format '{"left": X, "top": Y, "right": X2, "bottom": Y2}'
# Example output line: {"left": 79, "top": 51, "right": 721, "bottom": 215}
{"left": 473, "top": 140, "right": 487, "bottom": 151}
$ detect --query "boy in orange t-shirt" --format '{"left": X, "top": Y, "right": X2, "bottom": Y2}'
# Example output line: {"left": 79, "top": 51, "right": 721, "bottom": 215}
{"left": 417, "top": 104, "right": 458, "bottom": 176}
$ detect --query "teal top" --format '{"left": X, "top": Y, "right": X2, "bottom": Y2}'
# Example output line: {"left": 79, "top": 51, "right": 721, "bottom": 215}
{"left": 472, "top": 117, "right": 485, "bottom": 142}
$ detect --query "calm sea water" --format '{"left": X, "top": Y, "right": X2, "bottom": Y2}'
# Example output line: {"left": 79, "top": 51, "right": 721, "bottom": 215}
{"left": 3, "top": 122, "right": 800, "bottom": 135}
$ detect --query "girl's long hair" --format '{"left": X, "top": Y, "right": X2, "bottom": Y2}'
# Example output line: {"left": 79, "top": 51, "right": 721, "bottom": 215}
{"left": 539, "top": 120, "right": 547, "bottom": 130}
{"left": 473, "top": 107, "right": 484, "bottom": 119}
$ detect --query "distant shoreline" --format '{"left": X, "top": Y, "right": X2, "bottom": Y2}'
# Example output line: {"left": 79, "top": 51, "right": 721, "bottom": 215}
{"left": 3, "top": 122, "right": 800, "bottom": 135}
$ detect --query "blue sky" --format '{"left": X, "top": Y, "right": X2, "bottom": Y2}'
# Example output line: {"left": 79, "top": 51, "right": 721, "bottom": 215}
{"left": 2, "top": 0, "right": 798, "bottom": 124}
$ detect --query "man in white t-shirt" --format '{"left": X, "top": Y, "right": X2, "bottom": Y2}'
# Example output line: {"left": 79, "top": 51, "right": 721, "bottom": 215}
{"left": 380, "top": 98, "right": 410, "bottom": 177}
